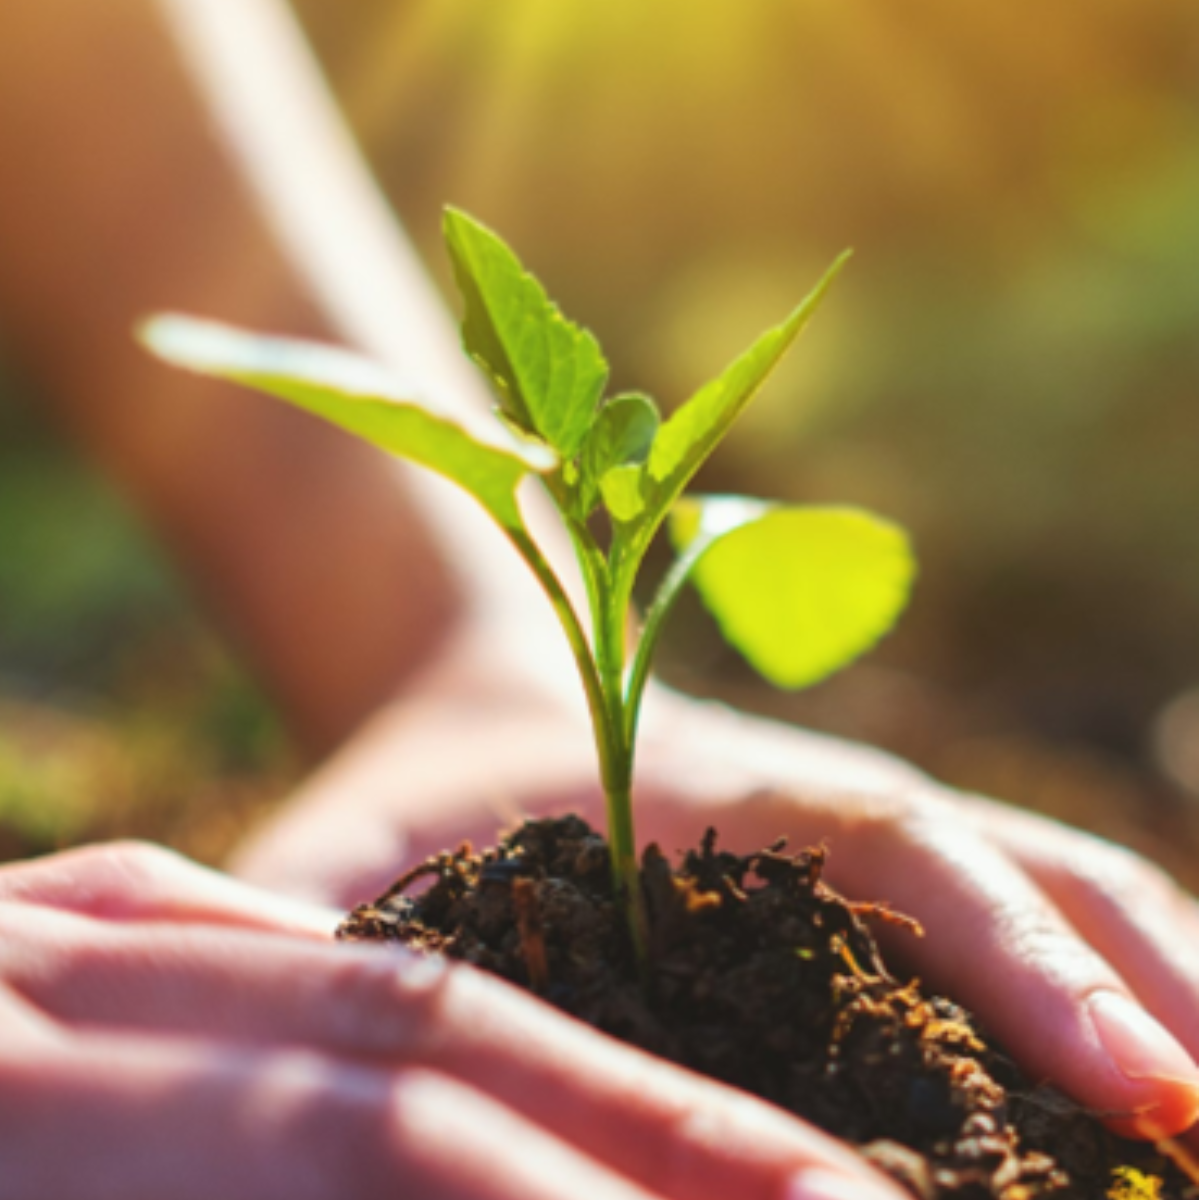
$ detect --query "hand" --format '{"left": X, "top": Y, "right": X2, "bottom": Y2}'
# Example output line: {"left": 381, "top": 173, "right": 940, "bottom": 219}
{"left": 0, "top": 840, "right": 920, "bottom": 1200}
{"left": 232, "top": 661, "right": 1199, "bottom": 1145}
{"left": 635, "top": 693, "right": 1199, "bottom": 1145}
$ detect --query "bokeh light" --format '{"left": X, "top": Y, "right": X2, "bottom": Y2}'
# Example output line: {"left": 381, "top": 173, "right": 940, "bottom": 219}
{"left": 0, "top": 0, "right": 1194, "bottom": 884}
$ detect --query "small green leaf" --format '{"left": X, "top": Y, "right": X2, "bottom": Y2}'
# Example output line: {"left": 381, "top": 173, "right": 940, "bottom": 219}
{"left": 599, "top": 464, "right": 648, "bottom": 524}
{"left": 584, "top": 393, "right": 659, "bottom": 476}
{"left": 578, "top": 392, "right": 659, "bottom": 519}
{"left": 139, "top": 315, "right": 553, "bottom": 530}
{"left": 643, "top": 254, "right": 849, "bottom": 531}
{"left": 670, "top": 496, "right": 915, "bottom": 690}
{"left": 444, "top": 207, "right": 608, "bottom": 459}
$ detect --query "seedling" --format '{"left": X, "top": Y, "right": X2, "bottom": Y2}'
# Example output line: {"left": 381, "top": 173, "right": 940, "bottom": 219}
{"left": 140, "top": 209, "right": 916, "bottom": 959}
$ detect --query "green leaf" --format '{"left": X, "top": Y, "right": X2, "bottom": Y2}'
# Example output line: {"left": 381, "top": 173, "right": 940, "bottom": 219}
{"left": 444, "top": 207, "right": 608, "bottom": 459}
{"left": 139, "top": 315, "right": 553, "bottom": 531}
{"left": 608, "top": 253, "right": 850, "bottom": 609}
{"left": 578, "top": 392, "right": 659, "bottom": 519}
{"left": 599, "top": 464, "right": 648, "bottom": 524}
{"left": 583, "top": 392, "right": 659, "bottom": 478}
{"left": 670, "top": 496, "right": 915, "bottom": 690}
{"left": 646, "top": 253, "right": 849, "bottom": 516}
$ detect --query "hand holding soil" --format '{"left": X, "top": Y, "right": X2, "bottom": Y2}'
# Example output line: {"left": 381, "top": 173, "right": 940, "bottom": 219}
{"left": 0, "top": 841, "right": 928, "bottom": 1200}
{"left": 234, "top": 676, "right": 1199, "bottom": 1195}
{"left": 0, "top": 4, "right": 1194, "bottom": 1196}
{"left": 147, "top": 198, "right": 1195, "bottom": 1180}
{"left": 1, "top": 698, "right": 1192, "bottom": 1200}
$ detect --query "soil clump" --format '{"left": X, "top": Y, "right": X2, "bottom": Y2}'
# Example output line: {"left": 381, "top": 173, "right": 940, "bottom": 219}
{"left": 338, "top": 815, "right": 1195, "bottom": 1200}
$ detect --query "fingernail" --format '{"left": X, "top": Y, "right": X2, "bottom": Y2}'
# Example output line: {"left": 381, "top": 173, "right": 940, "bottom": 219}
{"left": 1094, "top": 993, "right": 1195, "bottom": 1132}
{"left": 1089, "top": 992, "right": 1199, "bottom": 1135}
{"left": 785, "top": 1169, "right": 901, "bottom": 1200}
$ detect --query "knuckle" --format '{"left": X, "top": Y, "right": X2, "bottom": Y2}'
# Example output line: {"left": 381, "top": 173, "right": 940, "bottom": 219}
{"left": 265, "top": 1060, "right": 446, "bottom": 1195}
{"left": 837, "top": 789, "right": 959, "bottom": 856}
{"left": 654, "top": 1093, "right": 748, "bottom": 1193}
{"left": 377, "top": 1068, "right": 491, "bottom": 1188}
{"left": 1062, "top": 837, "right": 1183, "bottom": 914}
{"left": 305, "top": 948, "right": 454, "bottom": 1061}
{"left": 653, "top": 1084, "right": 830, "bottom": 1197}
{"left": 49, "top": 839, "right": 190, "bottom": 899}
{"left": 0, "top": 901, "right": 24, "bottom": 939}
{"left": 1002, "top": 904, "right": 1082, "bottom": 967}
{"left": 0, "top": 987, "right": 61, "bottom": 1051}
{"left": 102, "top": 838, "right": 187, "bottom": 878}
{"left": 385, "top": 1066, "right": 457, "bottom": 1136}
{"left": 72, "top": 840, "right": 192, "bottom": 913}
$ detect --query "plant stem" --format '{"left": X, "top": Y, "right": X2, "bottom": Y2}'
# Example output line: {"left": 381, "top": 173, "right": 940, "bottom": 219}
{"left": 512, "top": 521, "right": 647, "bottom": 967}
{"left": 566, "top": 522, "right": 648, "bottom": 966}
{"left": 504, "top": 525, "right": 609, "bottom": 760}
{"left": 623, "top": 530, "right": 714, "bottom": 745}
{"left": 599, "top": 607, "right": 646, "bottom": 963}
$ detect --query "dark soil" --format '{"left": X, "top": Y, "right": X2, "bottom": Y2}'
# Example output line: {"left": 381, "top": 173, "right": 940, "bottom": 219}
{"left": 337, "top": 815, "right": 1197, "bottom": 1200}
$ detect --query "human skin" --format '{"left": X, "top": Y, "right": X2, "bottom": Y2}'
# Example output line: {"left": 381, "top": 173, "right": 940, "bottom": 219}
{"left": 231, "top": 632, "right": 1200, "bottom": 1145}
{"left": 0, "top": 842, "right": 913, "bottom": 1200}
{"left": 0, "top": 1, "right": 1193, "bottom": 1194}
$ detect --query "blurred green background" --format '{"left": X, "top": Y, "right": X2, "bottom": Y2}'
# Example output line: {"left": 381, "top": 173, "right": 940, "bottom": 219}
{"left": 0, "top": 0, "right": 1195, "bottom": 885}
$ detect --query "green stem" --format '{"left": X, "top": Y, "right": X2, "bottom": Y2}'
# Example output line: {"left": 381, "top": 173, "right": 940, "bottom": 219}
{"left": 504, "top": 526, "right": 610, "bottom": 761}
{"left": 623, "top": 532, "right": 713, "bottom": 747}
{"left": 511, "top": 522, "right": 647, "bottom": 966}
{"left": 563, "top": 522, "right": 647, "bottom": 965}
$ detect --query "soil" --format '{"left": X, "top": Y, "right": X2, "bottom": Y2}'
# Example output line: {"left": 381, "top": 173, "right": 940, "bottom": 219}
{"left": 337, "top": 815, "right": 1197, "bottom": 1200}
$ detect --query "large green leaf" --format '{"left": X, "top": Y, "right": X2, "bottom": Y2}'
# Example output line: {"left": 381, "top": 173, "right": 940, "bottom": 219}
{"left": 670, "top": 496, "right": 915, "bottom": 689}
{"left": 139, "top": 315, "right": 553, "bottom": 530}
{"left": 443, "top": 208, "right": 608, "bottom": 460}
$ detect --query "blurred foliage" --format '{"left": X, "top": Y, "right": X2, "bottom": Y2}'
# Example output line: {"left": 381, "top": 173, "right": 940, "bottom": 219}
{"left": 0, "top": 364, "right": 296, "bottom": 864}
{"left": 0, "top": 390, "right": 179, "bottom": 684}
{"left": 0, "top": 0, "right": 1194, "bottom": 880}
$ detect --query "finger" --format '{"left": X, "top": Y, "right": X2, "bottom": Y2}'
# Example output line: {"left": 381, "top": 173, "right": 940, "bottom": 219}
{"left": 642, "top": 788, "right": 1198, "bottom": 1141}
{"left": 1, "top": 911, "right": 909, "bottom": 1200}
{"left": 0, "top": 980, "right": 57, "bottom": 1042}
{"left": 962, "top": 797, "right": 1199, "bottom": 1061}
{"left": 0, "top": 1041, "right": 668, "bottom": 1200}
{"left": 0, "top": 842, "right": 339, "bottom": 937}
{"left": 834, "top": 813, "right": 1198, "bottom": 1141}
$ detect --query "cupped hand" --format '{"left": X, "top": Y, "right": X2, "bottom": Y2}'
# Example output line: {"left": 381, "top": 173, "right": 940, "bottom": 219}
{"left": 232, "top": 668, "right": 1199, "bottom": 1146}
{"left": 635, "top": 694, "right": 1199, "bottom": 1145}
{"left": 0, "top": 840, "right": 917, "bottom": 1200}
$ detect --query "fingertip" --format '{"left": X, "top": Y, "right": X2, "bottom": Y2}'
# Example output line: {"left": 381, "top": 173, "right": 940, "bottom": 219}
{"left": 1102, "top": 1085, "right": 1200, "bottom": 1143}
{"left": 1087, "top": 992, "right": 1199, "bottom": 1140}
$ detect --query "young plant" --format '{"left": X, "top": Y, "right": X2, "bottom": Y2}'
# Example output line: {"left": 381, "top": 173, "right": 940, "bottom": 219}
{"left": 140, "top": 209, "right": 916, "bottom": 959}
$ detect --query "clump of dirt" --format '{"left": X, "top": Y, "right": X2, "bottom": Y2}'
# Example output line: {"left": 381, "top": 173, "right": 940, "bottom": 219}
{"left": 338, "top": 815, "right": 1196, "bottom": 1200}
